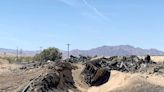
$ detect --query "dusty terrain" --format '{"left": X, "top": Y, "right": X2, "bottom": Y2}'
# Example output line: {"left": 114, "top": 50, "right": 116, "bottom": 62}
{"left": 151, "top": 56, "right": 164, "bottom": 62}
{"left": 72, "top": 65, "right": 164, "bottom": 92}
{"left": 0, "top": 60, "right": 45, "bottom": 92}
{"left": 0, "top": 59, "right": 21, "bottom": 74}
{"left": 0, "top": 56, "right": 164, "bottom": 92}
{"left": 88, "top": 71, "right": 164, "bottom": 92}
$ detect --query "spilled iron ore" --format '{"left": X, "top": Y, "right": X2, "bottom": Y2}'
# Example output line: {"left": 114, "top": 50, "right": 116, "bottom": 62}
{"left": 21, "top": 62, "right": 80, "bottom": 92}
{"left": 20, "top": 55, "right": 164, "bottom": 92}
{"left": 80, "top": 55, "right": 164, "bottom": 86}
{"left": 81, "top": 59, "right": 111, "bottom": 86}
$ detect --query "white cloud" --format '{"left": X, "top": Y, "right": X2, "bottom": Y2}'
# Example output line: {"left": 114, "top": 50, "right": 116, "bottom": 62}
{"left": 57, "top": 0, "right": 108, "bottom": 20}
{"left": 82, "top": 0, "right": 108, "bottom": 20}
{"left": 57, "top": 0, "right": 78, "bottom": 6}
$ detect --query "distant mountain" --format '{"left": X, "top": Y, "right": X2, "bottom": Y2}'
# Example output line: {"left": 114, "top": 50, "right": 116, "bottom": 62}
{"left": 1, "top": 45, "right": 164, "bottom": 57}
{"left": 62, "top": 45, "right": 164, "bottom": 57}
{"left": 0, "top": 48, "right": 38, "bottom": 56}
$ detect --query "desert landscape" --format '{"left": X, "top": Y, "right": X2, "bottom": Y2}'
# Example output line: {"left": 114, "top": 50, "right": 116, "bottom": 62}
{"left": 0, "top": 54, "right": 164, "bottom": 92}
{"left": 151, "top": 56, "right": 164, "bottom": 63}
{"left": 0, "top": 0, "right": 164, "bottom": 92}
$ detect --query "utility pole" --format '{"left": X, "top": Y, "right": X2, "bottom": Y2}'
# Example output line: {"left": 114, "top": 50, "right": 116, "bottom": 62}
{"left": 4, "top": 49, "right": 6, "bottom": 56}
{"left": 40, "top": 47, "right": 42, "bottom": 53}
{"left": 66, "top": 44, "right": 70, "bottom": 59}
{"left": 16, "top": 47, "right": 19, "bottom": 62}
{"left": 20, "top": 49, "right": 23, "bottom": 62}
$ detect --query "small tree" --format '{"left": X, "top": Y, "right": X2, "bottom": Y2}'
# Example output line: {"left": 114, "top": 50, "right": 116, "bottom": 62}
{"left": 34, "top": 47, "right": 62, "bottom": 62}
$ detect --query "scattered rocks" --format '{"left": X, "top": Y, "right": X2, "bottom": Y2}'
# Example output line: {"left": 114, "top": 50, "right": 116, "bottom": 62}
{"left": 86, "top": 55, "right": 159, "bottom": 73}
{"left": 65, "top": 55, "right": 91, "bottom": 63}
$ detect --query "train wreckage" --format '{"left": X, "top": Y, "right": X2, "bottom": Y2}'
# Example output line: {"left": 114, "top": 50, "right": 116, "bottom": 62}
{"left": 17, "top": 55, "right": 164, "bottom": 92}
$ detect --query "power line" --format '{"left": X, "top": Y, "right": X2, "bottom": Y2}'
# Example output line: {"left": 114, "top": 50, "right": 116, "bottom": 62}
{"left": 66, "top": 44, "right": 70, "bottom": 59}
{"left": 20, "top": 49, "right": 23, "bottom": 62}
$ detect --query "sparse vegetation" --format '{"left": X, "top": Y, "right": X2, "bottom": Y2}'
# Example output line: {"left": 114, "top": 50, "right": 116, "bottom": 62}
{"left": 0, "top": 56, "right": 33, "bottom": 63}
{"left": 0, "top": 47, "right": 62, "bottom": 63}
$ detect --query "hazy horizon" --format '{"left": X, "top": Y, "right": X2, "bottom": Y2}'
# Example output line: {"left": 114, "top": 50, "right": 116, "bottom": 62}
{"left": 1, "top": 45, "right": 164, "bottom": 52}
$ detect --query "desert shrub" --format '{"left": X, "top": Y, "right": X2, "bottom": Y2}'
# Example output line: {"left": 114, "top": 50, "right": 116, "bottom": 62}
{"left": 3, "top": 57, "right": 17, "bottom": 63}
{"left": 19, "top": 56, "right": 33, "bottom": 62}
{"left": 34, "top": 47, "right": 62, "bottom": 62}
{"left": 2, "top": 56, "right": 33, "bottom": 63}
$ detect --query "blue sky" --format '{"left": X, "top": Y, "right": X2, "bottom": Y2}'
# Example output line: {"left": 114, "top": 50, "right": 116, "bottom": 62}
{"left": 0, "top": 0, "right": 164, "bottom": 51}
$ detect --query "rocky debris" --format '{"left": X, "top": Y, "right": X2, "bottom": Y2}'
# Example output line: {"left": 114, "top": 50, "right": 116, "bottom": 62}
{"left": 81, "top": 60, "right": 111, "bottom": 86}
{"left": 81, "top": 55, "right": 164, "bottom": 86}
{"left": 138, "top": 63, "right": 163, "bottom": 74}
{"left": 85, "top": 55, "right": 158, "bottom": 73}
{"left": 79, "top": 55, "right": 92, "bottom": 63}
{"left": 81, "top": 55, "right": 143, "bottom": 73}
{"left": 64, "top": 55, "right": 79, "bottom": 63}
{"left": 153, "top": 63, "right": 164, "bottom": 74}
{"left": 107, "top": 56, "right": 143, "bottom": 72}
{"left": 21, "top": 62, "right": 79, "bottom": 92}
{"left": 22, "top": 70, "right": 60, "bottom": 92}
{"left": 107, "top": 55, "right": 162, "bottom": 74}
{"left": 19, "top": 61, "right": 44, "bottom": 70}
{"left": 144, "top": 55, "right": 151, "bottom": 63}
{"left": 19, "top": 55, "right": 164, "bottom": 91}
{"left": 65, "top": 55, "right": 91, "bottom": 63}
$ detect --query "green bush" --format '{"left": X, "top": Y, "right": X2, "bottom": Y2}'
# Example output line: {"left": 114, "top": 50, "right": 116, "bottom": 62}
{"left": 34, "top": 47, "right": 62, "bottom": 62}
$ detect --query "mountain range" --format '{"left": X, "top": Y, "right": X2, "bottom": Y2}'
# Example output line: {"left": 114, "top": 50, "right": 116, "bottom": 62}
{"left": 62, "top": 45, "right": 164, "bottom": 57}
{"left": 0, "top": 48, "right": 38, "bottom": 56}
{"left": 0, "top": 45, "right": 164, "bottom": 57}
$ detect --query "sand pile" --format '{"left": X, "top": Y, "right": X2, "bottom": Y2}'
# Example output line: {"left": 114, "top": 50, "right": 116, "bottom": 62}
{"left": 88, "top": 71, "right": 164, "bottom": 92}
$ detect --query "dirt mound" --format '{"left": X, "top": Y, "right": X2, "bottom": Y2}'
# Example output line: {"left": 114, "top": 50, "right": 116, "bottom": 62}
{"left": 113, "top": 83, "right": 164, "bottom": 92}
{"left": 88, "top": 71, "right": 164, "bottom": 92}
{"left": 21, "top": 62, "right": 79, "bottom": 92}
{"left": 23, "top": 71, "right": 60, "bottom": 92}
